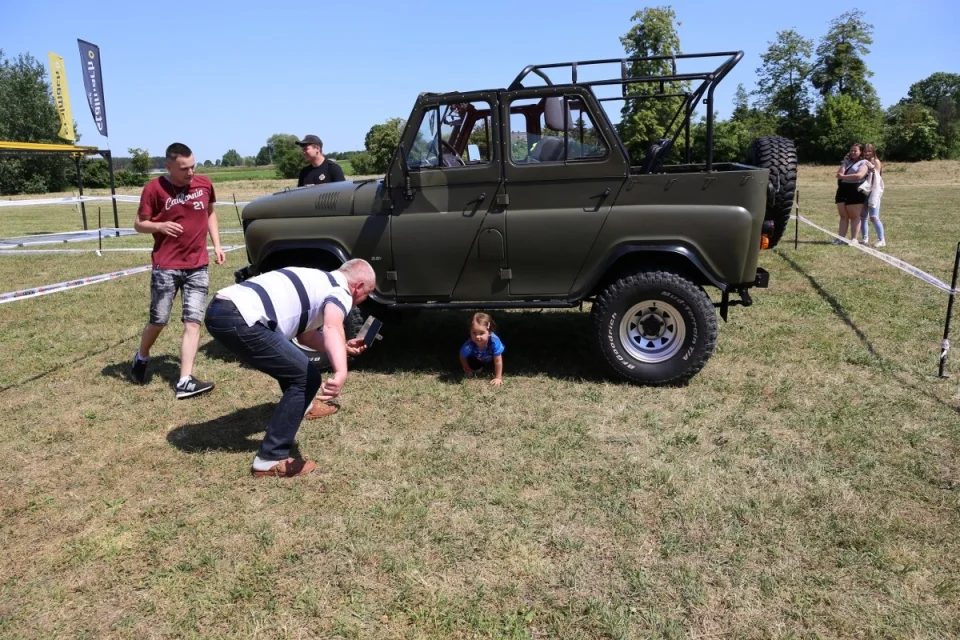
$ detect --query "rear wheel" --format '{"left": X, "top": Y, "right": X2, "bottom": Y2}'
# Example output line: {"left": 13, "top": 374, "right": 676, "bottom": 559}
{"left": 745, "top": 136, "right": 797, "bottom": 249}
{"left": 591, "top": 270, "right": 718, "bottom": 385}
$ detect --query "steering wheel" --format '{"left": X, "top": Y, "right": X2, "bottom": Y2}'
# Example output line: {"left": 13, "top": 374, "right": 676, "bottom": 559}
{"left": 440, "top": 139, "right": 466, "bottom": 167}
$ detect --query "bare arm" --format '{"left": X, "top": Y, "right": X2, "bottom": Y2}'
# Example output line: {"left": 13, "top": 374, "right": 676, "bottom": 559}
{"left": 135, "top": 212, "right": 182, "bottom": 236}
{"left": 207, "top": 208, "right": 225, "bottom": 265}
{"left": 491, "top": 355, "right": 503, "bottom": 386}
{"left": 318, "top": 304, "right": 348, "bottom": 400}
{"left": 460, "top": 353, "right": 473, "bottom": 377}
{"left": 839, "top": 165, "right": 868, "bottom": 181}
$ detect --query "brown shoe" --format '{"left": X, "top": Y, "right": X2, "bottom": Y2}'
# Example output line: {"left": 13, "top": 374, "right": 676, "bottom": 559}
{"left": 251, "top": 457, "right": 317, "bottom": 478}
{"left": 305, "top": 398, "right": 339, "bottom": 420}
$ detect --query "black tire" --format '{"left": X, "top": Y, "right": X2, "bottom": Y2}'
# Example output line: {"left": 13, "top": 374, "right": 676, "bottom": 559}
{"left": 591, "top": 270, "right": 718, "bottom": 385}
{"left": 293, "top": 306, "right": 365, "bottom": 368}
{"left": 745, "top": 136, "right": 797, "bottom": 249}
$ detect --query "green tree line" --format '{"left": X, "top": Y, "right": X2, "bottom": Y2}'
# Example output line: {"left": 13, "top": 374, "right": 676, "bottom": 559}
{"left": 2, "top": 10, "right": 958, "bottom": 195}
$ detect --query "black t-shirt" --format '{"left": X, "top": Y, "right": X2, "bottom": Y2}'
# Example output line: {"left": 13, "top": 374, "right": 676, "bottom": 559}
{"left": 297, "top": 159, "right": 345, "bottom": 187}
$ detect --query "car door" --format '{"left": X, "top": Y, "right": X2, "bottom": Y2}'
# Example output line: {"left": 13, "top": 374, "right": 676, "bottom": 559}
{"left": 388, "top": 92, "right": 502, "bottom": 299}
{"left": 499, "top": 87, "right": 627, "bottom": 296}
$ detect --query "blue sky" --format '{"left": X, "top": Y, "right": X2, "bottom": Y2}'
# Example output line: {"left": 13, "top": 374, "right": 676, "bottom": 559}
{"left": 2, "top": 0, "right": 956, "bottom": 162}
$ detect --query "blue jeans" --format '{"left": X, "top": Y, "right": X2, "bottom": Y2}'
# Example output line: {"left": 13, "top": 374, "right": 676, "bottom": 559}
{"left": 204, "top": 297, "right": 322, "bottom": 461}
{"left": 860, "top": 205, "right": 885, "bottom": 241}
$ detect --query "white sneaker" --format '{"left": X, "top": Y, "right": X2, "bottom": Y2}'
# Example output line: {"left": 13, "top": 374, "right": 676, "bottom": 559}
{"left": 874, "top": 240, "right": 886, "bottom": 248}
{"left": 849, "top": 238, "right": 859, "bottom": 246}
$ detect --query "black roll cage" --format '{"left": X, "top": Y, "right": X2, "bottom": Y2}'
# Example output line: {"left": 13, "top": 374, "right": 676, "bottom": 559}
{"left": 507, "top": 50, "right": 743, "bottom": 171}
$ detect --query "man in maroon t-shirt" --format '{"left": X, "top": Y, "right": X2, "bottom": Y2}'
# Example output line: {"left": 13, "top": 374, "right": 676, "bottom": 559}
{"left": 130, "top": 142, "right": 226, "bottom": 398}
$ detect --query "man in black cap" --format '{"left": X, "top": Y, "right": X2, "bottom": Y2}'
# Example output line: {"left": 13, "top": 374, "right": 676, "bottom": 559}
{"left": 295, "top": 134, "right": 346, "bottom": 187}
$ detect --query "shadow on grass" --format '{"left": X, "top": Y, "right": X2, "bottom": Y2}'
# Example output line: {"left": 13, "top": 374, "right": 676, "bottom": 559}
{"left": 101, "top": 354, "right": 183, "bottom": 388}
{"left": 774, "top": 248, "right": 960, "bottom": 416}
{"left": 355, "top": 309, "right": 609, "bottom": 384}
{"left": 166, "top": 402, "right": 303, "bottom": 456}
{"left": 775, "top": 248, "right": 880, "bottom": 358}
{"left": 199, "top": 337, "right": 241, "bottom": 365}
{"left": 198, "top": 309, "right": 613, "bottom": 384}
{"left": 2, "top": 330, "right": 141, "bottom": 393}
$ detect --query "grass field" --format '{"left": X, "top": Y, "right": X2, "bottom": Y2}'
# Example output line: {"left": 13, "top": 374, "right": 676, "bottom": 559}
{"left": 192, "top": 160, "right": 356, "bottom": 183}
{"left": 2, "top": 162, "right": 960, "bottom": 638}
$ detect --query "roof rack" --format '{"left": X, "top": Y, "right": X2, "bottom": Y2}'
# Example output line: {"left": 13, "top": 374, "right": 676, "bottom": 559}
{"left": 508, "top": 51, "right": 743, "bottom": 171}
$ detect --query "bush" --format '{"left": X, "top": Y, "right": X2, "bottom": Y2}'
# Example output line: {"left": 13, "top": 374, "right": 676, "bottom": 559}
{"left": 349, "top": 151, "right": 377, "bottom": 176}
{"left": 78, "top": 158, "right": 111, "bottom": 188}
{"left": 114, "top": 170, "right": 148, "bottom": 188}
{"left": 884, "top": 103, "right": 944, "bottom": 161}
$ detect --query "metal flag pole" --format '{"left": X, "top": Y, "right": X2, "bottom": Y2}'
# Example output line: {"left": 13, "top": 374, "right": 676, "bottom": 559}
{"left": 938, "top": 242, "right": 960, "bottom": 378}
{"left": 794, "top": 189, "right": 800, "bottom": 250}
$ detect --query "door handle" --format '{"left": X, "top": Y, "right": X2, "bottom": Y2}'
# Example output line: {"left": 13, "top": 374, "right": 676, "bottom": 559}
{"left": 462, "top": 192, "right": 487, "bottom": 217}
{"left": 585, "top": 188, "right": 611, "bottom": 212}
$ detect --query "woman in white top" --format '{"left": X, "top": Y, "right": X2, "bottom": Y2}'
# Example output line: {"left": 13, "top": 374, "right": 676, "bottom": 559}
{"left": 859, "top": 143, "right": 886, "bottom": 248}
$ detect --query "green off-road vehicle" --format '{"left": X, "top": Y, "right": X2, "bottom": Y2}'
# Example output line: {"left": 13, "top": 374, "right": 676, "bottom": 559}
{"left": 235, "top": 51, "right": 796, "bottom": 385}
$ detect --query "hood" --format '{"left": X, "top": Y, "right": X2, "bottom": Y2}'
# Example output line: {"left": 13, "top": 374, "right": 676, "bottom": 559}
{"left": 242, "top": 180, "right": 382, "bottom": 221}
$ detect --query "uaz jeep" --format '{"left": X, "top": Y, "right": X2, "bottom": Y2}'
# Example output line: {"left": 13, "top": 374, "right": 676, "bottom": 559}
{"left": 235, "top": 51, "right": 796, "bottom": 385}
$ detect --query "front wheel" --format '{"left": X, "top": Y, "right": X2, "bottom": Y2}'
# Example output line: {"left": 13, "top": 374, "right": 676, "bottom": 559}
{"left": 591, "top": 270, "right": 718, "bottom": 385}
{"left": 293, "top": 306, "right": 365, "bottom": 368}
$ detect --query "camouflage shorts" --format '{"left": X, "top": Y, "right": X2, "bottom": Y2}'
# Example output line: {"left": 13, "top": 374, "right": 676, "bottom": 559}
{"left": 149, "top": 266, "right": 209, "bottom": 326}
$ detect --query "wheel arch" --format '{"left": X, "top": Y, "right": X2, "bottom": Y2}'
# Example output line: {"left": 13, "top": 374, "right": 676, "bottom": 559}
{"left": 581, "top": 245, "right": 727, "bottom": 300}
{"left": 258, "top": 241, "right": 349, "bottom": 274}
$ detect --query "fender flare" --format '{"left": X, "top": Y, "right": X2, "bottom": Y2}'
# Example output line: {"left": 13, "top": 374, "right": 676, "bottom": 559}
{"left": 579, "top": 244, "right": 727, "bottom": 296}
{"left": 257, "top": 240, "right": 350, "bottom": 272}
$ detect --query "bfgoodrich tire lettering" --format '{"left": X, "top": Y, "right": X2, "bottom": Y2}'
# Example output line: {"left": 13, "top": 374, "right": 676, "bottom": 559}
{"left": 592, "top": 270, "right": 718, "bottom": 385}
{"left": 293, "top": 306, "right": 365, "bottom": 368}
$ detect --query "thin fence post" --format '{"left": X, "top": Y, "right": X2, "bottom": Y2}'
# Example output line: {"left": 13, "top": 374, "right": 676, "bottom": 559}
{"left": 939, "top": 242, "right": 960, "bottom": 378}
{"left": 76, "top": 156, "right": 88, "bottom": 231}
{"left": 233, "top": 193, "right": 242, "bottom": 227}
{"left": 794, "top": 189, "right": 800, "bottom": 250}
{"left": 97, "top": 207, "right": 103, "bottom": 256}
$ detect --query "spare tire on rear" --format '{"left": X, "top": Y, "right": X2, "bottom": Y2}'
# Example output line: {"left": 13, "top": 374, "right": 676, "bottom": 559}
{"left": 745, "top": 136, "right": 797, "bottom": 249}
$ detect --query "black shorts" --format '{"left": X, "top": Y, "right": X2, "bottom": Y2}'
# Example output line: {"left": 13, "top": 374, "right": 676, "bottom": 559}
{"left": 835, "top": 182, "right": 866, "bottom": 205}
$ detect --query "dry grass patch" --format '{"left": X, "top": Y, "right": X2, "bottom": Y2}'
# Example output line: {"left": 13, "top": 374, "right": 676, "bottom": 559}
{"left": 1, "top": 163, "right": 960, "bottom": 638}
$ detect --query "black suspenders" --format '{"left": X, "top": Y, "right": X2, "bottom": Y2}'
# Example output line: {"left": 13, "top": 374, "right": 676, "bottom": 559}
{"left": 239, "top": 269, "right": 342, "bottom": 334}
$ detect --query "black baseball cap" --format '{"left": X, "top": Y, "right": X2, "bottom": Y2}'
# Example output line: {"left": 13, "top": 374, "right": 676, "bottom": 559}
{"left": 296, "top": 134, "right": 322, "bottom": 147}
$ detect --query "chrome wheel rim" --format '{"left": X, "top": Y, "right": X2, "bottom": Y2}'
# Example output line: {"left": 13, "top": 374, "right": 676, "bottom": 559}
{"left": 620, "top": 299, "right": 686, "bottom": 363}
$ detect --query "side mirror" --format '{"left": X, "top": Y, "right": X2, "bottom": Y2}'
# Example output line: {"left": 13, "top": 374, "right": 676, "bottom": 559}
{"left": 467, "top": 144, "right": 481, "bottom": 162}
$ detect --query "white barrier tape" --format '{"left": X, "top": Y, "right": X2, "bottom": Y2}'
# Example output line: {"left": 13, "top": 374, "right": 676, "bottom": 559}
{"left": 0, "top": 195, "right": 250, "bottom": 207}
{"left": 0, "top": 245, "right": 246, "bottom": 304}
{"left": 0, "top": 266, "right": 153, "bottom": 303}
{"left": 793, "top": 214, "right": 957, "bottom": 295}
{"left": 0, "top": 244, "right": 245, "bottom": 256}
{"left": 0, "top": 227, "right": 243, "bottom": 248}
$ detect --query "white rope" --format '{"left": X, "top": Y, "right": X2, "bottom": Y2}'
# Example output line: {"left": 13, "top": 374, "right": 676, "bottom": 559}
{"left": 0, "top": 195, "right": 250, "bottom": 207}
{"left": 793, "top": 214, "right": 957, "bottom": 295}
{"left": 0, "top": 244, "right": 245, "bottom": 256}
{"left": 0, "top": 246, "right": 245, "bottom": 303}
{"left": 0, "top": 265, "right": 153, "bottom": 303}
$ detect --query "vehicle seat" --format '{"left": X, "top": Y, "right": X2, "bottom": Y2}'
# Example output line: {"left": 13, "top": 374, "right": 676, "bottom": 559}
{"left": 530, "top": 136, "right": 565, "bottom": 162}
{"left": 639, "top": 138, "right": 674, "bottom": 174}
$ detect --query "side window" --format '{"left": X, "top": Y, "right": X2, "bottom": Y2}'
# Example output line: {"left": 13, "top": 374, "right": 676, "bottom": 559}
{"left": 407, "top": 100, "right": 493, "bottom": 169}
{"left": 509, "top": 95, "right": 608, "bottom": 164}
